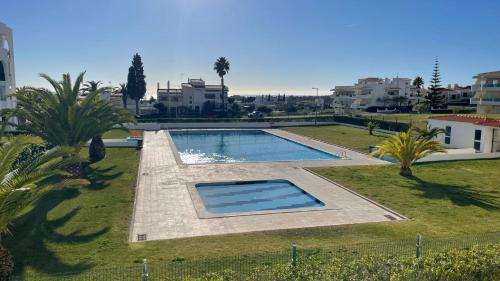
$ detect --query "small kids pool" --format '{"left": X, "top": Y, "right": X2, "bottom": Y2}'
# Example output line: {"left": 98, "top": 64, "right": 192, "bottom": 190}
{"left": 169, "top": 130, "right": 338, "bottom": 164}
{"left": 194, "top": 180, "right": 325, "bottom": 215}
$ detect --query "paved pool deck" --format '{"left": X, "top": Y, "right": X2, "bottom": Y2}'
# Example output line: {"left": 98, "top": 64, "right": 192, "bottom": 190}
{"left": 129, "top": 129, "right": 404, "bottom": 242}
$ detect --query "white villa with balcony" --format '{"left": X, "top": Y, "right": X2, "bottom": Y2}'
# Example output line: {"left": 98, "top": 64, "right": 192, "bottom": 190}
{"left": 0, "top": 22, "right": 16, "bottom": 128}
{"left": 470, "top": 71, "right": 500, "bottom": 114}
{"left": 332, "top": 77, "right": 424, "bottom": 112}
{"left": 157, "top": 79, "right": 227, "bottom": 116}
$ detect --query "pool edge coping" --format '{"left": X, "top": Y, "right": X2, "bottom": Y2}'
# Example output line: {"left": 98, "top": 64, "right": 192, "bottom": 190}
{"left": 186, "top": 179, "right": 341, "bottom": 219}
{"left": 164, "top": 129, "right": 346, "bottom": 166}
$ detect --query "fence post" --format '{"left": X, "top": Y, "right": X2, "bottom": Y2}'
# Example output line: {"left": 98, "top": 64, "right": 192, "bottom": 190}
{"left": 416, "top": 234, "right": 422, "bottom": 258}
{"left": 291, "top": 244, "right": 298, "bottom": 270}
{"left": 142, "top": 258, "right": 148, "bottom": 281}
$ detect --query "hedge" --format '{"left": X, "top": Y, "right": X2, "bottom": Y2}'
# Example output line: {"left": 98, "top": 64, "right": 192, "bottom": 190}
{"left": 185, "top": 244, "right": 500, "bottom": 281}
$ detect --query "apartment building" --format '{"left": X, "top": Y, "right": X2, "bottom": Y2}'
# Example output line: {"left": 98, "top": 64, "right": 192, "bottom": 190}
{"left": 157, "top": 79, "right": 227, "bottom": 116}
{"left": 0, "top": 22, "right": 16, "bottom": 127}
{"left": 470, "top": 71, "right": 500, "bottom": 114}
{"left": 440, "top": 84, "right": 473, "bottom": 106}
{"left": 330, "top": 86, "right": 355, "bottom": 114}
{"left": 332, "top": 77, "right": 423, "bottom": 112}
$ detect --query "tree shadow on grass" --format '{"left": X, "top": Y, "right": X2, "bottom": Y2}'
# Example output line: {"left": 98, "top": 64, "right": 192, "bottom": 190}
{"left": 83, "top": 164, "right": 123, "bottom": 191}
{"left": 407, "top": 176, "right": 500, "bottom": 211}
{"left": 4, "top": 163, "right": 122, "bottom": 276}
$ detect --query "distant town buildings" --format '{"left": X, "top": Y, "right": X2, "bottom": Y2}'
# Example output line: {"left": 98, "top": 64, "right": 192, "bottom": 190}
{"left": 470, "top": 71, "right": 500, "bottom": 114}
{"left": 157, "top": 78, "right": 227, "bottom": 116}
{"left": 0, "top": 21, "right": 16, "bottom": 125}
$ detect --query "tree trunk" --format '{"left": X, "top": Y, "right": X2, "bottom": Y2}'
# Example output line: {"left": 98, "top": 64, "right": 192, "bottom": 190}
{"left": 122, "top": 94, "right": 127, "bottom": 108}
{"left": 399, "top": 166, "right": 413, "bottom": 177}
{"left": 89, "top": 135, "right": 106, "bottom": 163}
{"left": 221, "top": 77, "right": 225, "bottom": 115}
{"left": 0, "top": 246, "right": 13, "bottom": 280}
{"left": 135, "top": 99, "right": 140, "bottom": 116}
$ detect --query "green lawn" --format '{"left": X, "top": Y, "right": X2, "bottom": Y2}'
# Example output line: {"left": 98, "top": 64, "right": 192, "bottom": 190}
{"left": 6, "top": 147, "right": 500, "bottom": 277}
{"left": 102, "top": 129, "right": 137, "bottom": 139}
{"left": 283, "top": 124, "right": 393, "bottom": 153}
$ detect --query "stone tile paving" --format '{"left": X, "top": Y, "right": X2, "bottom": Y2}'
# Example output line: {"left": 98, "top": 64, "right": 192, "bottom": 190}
{"left": 129, "top": 130, "right": 403, "bottom": 241}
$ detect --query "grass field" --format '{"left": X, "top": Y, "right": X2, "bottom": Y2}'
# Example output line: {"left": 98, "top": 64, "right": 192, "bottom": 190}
{"left": 102, "top": 129, "right": 136, "bottom": 139}
{"left": 283, "top": 124, "right": 393, "bottom": 152}
{"left": 6, "top": 144, "right": 500, "bottom": 277}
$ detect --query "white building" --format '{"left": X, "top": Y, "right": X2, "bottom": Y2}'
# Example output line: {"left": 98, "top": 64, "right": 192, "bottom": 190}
{"left": 428, "top": 115, "right": 500, "bottom": 153}
{"left": 470, "top": 71, "right": 500, "bottom": 114}
{"left": 333, "top": 77, "right": 423, "bottom": 112}
{"left": 440, "top": 84, "right": 473, "bottom": 106}
{"left": 157, "top": 79, "right": 227, "bottom": 116}
{"left": 330, "top": 86, "right": 355, "bottom": 114}
{"left": 0, "top": 22, "right": 16, "bottom": 126}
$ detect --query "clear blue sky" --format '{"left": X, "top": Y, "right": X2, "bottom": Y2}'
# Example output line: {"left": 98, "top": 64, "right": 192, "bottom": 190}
{"left": 2, "top": 0, "right": 499, "bottom": 96}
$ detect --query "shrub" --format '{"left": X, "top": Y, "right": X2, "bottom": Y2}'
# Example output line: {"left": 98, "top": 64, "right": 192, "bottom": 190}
{"left": 184, "top": 245, "right": 500, "bottom": 281}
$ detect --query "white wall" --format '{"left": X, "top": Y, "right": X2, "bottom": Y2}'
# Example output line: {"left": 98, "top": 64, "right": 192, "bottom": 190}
{"left": 125, "top": 121, "right": 338, "bottom": 130}
{"left": 428, "top": 119, "right": 494, "bottom": 153}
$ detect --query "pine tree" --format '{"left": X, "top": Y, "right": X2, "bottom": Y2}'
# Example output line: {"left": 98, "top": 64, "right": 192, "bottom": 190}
{"left": 126, "top": 53, "right": 146, "bottom": 115}
{"left": 426, "top": 58, "right": 444, "bottom": 108}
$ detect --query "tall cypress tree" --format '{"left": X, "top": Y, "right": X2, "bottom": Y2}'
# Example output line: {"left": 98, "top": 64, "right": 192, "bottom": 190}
{"left": 426, "top": 58, "right": 444, "bottom": 108}
{"left": 126, "top": 53, "right": 146, "bottom": 115}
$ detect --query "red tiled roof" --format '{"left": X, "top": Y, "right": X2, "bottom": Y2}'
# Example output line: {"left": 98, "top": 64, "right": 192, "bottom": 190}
{"left": 429, "top": 115, "right": 500, "bottom": 128}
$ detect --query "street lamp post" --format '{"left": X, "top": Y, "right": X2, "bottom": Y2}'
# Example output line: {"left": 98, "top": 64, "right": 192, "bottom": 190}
{"left": 312, "top": 87, "right": 319, "bottom": 126}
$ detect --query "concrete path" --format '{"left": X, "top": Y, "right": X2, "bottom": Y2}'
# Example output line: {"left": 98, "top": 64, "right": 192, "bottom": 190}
{"left": 129, "top": 130, "right": 403, "bottom": 242}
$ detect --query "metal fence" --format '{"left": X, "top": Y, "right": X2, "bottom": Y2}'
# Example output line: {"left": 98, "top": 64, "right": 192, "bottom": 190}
{"left": 13, "top": 232, "right": 500, "bottom": 281}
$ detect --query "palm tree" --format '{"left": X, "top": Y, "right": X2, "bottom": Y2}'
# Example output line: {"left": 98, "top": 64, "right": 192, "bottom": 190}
{"left": 367, "top": 121, "right": 378, "bottom": 135}
{"left": 115, "top": 83, "right": 128, "bottom": 109}
{"left": 213, "top": 57, "right": 230, "bottom": 114}
{"left": 413, "top": 76, "right": 424, "bottom": 89}
{"left": 3, "top": 72, "right": 135, "bottom": 174}
{"left": 0, "top": 136, "right": 87, "bottom": 278}
{"left": 370, "top": 130, "right": 446, "bottom": 177}
{"left": 81, "top": 80, "right": 103, "bottom": 95}
{"left": 412, "top": 126, "right": 446, "bottom": 140}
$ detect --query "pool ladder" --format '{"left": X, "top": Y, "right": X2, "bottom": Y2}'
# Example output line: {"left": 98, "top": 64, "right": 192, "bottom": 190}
{"left": 336, "top": 150, "right": 348, "bottom": 159}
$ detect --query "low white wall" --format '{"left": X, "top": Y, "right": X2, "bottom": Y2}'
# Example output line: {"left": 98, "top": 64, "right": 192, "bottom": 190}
{"left": 84, "top": 139, "right": 138, "bottom": 147}
{"left": 418, "top": 152, "right": 500, "bottom": 163}
{"left": 126, "top": 121, "right": 338, "bottom": 130}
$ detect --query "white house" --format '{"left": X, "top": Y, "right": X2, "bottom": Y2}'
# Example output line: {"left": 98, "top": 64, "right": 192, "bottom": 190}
{"left": 0, "top": 22, "right": 16, "bottom": 127}
{"left": 428, "top": 115, "right": 500, "bottom": 153}
{"left": 157, "top": 79, "right": 227, "bottom": 116}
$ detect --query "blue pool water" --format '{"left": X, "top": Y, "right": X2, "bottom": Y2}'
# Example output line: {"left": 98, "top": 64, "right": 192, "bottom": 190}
{"left": 169, "top": 130, "right": 338, "bottom": 164}
{"left": 196, "top": 180, "right": 325, "bottom": 214}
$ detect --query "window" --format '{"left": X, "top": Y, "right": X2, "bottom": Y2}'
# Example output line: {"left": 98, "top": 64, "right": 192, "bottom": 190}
{"left": 170, "top": 97, "right": 180, "bottom": 102}
{"left": 204, "top": 94, "right": 216, "bottom": 99}
{"left": 0, "top": 61, "right": 5, "bottom": 81}
{"left": 444, "top": 126, "right": 451, "bottom": 144}
{"left": 462, "top": 92, "right": 468, "bottom": 97}
{"left": 474, "top": 129, "right": 481, "bottom": 151}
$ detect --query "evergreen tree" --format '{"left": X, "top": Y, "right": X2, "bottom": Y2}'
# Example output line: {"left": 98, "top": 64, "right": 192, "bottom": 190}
{"left": 426, "top": 58, "right": 444, "bottom": 108}
{"left": 126, "top": 53, "right": 146, "bottom": 115}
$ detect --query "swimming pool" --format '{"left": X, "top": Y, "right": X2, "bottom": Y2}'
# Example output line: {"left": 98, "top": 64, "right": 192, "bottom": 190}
{"left": 194, "top": 180, "right": 325, "bottom": 215}
{"left": 169, "top": 130, "right": 338, "bottom": 164}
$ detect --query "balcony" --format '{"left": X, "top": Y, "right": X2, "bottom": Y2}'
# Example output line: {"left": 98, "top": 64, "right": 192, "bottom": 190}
{"left": 471, "top": 83, "right": 500, "bottom": 92}
{"left": 470, "top": 97, "right": 500, "bottom": 105}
